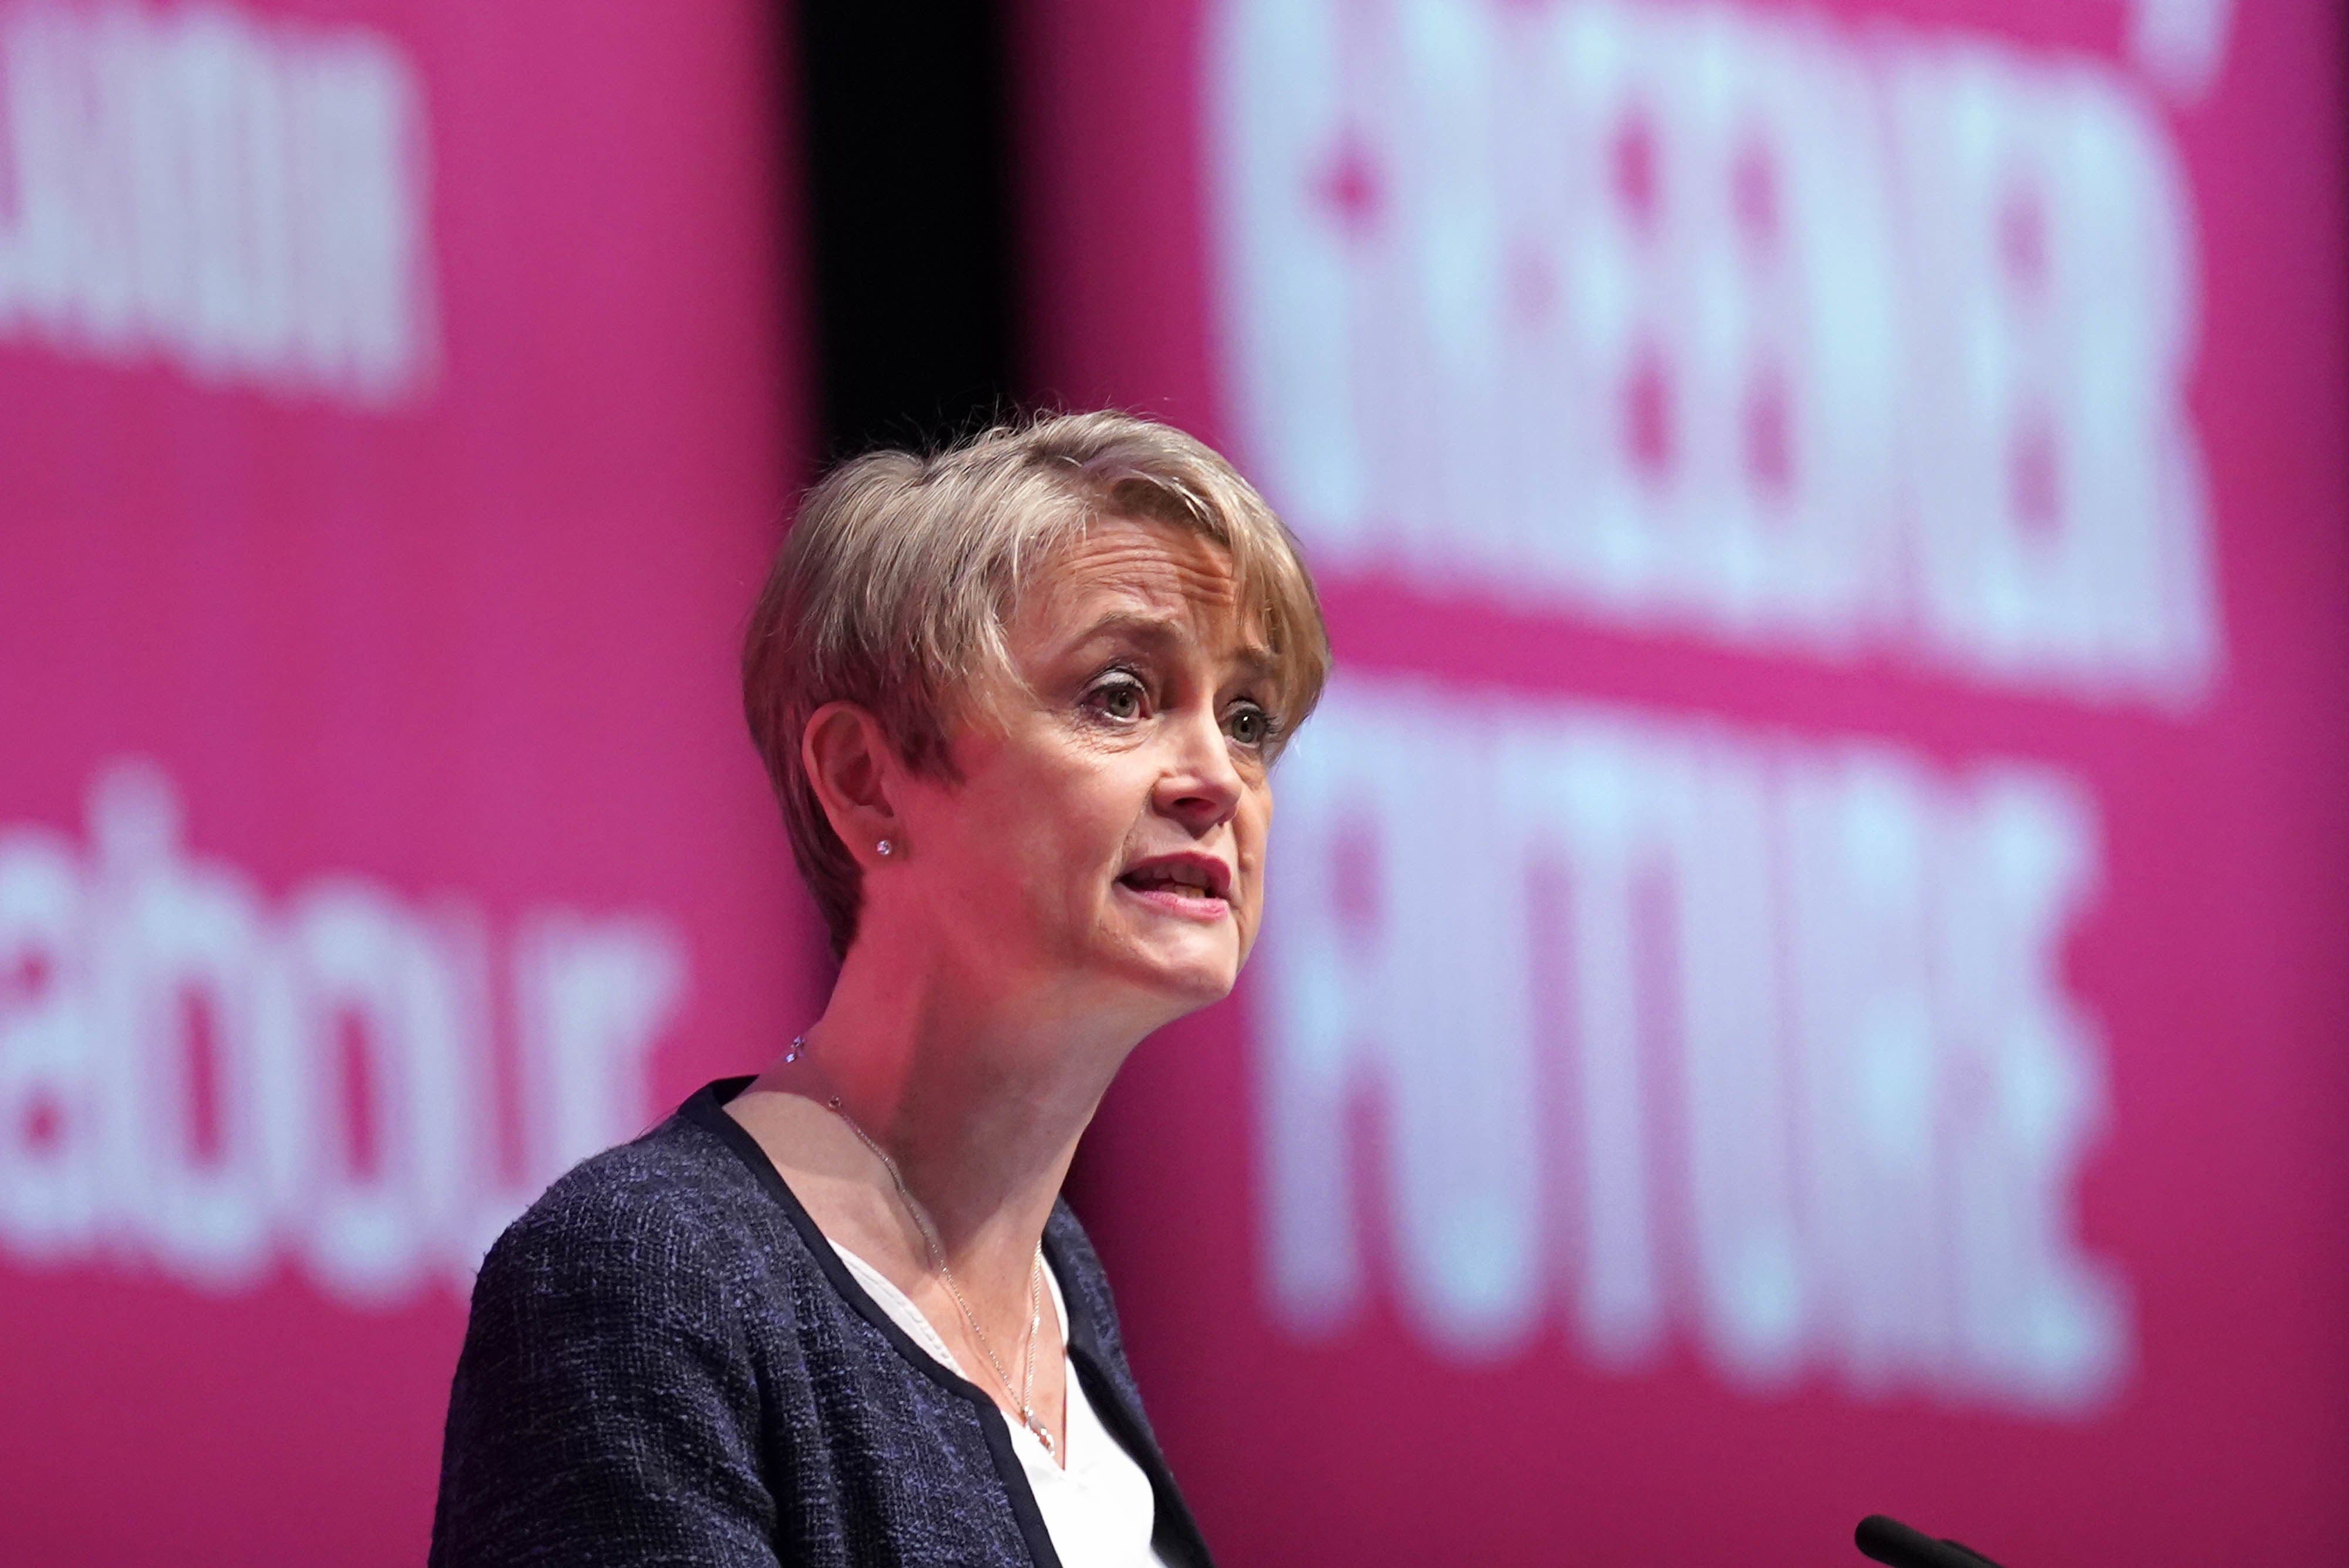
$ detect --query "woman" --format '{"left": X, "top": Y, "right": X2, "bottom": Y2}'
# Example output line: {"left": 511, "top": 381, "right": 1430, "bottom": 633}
{"left": 430, "top": 410, "right": 1329, "bottom": 1567}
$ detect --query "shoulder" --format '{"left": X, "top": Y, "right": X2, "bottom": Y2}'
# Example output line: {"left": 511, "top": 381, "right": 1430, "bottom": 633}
{"left": 467, "top": 1110, "right": 803, "bottom": 1347}
{"left": 503, "top": 1111, "right": 765, "bottom": 1244}
{"left": 435, "top": 1109, "right": 803, "bottom": 1563}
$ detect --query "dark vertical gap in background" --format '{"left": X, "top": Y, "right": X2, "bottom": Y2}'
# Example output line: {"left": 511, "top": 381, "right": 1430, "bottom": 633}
{"left": 793, "top": 0, "right": 1024, "bottom": 461}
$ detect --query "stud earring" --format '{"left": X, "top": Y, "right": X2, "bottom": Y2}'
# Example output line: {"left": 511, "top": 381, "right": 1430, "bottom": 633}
{"left": 875, "top": 839, "right": 893, "bottom": 857}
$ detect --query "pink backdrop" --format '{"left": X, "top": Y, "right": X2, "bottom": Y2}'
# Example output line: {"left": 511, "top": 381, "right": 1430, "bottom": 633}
{"left": 0, "top": 1, "right": 813, "bottom": 1561}
{"left": 1020, "top": 0, "right": 2349, "bottom": 1563}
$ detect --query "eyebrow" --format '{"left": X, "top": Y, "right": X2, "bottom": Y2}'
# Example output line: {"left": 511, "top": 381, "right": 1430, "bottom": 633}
{"left": 1068, "top": 609, "right": 1280, "bottom": 681}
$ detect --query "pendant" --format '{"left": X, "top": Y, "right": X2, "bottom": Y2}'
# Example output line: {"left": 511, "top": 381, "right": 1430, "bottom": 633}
{"left": 1024, "top": 1410, "right": 1056, "bottom": 1457}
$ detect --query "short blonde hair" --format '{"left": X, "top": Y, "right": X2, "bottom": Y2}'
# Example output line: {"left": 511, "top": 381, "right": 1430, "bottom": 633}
{"left": 743, "top": 409, "right": 1331, "bottom": 958}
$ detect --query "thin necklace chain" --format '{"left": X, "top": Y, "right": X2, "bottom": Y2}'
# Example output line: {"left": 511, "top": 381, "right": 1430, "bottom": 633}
{"left": 793, "top": 1036, "right": 1055, "bottom": 1456}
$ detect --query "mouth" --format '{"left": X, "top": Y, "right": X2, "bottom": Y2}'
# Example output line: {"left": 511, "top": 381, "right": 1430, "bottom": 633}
{"left": 1115, "top": 853, "right": 1233, "bottom": 918}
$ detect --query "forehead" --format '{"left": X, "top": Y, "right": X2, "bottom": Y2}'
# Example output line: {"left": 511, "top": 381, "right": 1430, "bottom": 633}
{"left": 1018, "top": 513, "right": 1253, "bottom": 638}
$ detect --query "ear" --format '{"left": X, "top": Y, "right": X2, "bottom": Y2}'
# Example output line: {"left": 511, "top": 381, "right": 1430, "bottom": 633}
{"left": 802, "top": 701, "right": 904, "bottom": 867}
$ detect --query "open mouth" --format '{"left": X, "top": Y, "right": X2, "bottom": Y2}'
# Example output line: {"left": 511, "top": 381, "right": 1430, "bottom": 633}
{"left": 1116, "top": 855, "right": 1231, "bottom": 911}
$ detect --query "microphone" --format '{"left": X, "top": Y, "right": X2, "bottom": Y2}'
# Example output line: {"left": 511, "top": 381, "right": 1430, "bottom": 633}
{"left": 1855, "top": 1515, "right": 2007, "bottom": 1568}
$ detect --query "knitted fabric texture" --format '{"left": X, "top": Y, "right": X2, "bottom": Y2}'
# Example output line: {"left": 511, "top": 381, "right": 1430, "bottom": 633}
{"left": 430, "top": 1079, "right": 1214, "bottom": 1568}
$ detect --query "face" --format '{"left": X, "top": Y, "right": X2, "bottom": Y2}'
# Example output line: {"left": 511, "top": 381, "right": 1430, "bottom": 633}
{"left": 887, "top": 514, "right": 1283, "bottom": 1033}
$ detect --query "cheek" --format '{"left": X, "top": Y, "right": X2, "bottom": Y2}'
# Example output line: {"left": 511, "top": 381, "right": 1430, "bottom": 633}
{"left": 1007, "top": 761, "right": 1146, "bottom": 901}
{"left": 1237, "top": 790, "right": 1274, "bottom": 913}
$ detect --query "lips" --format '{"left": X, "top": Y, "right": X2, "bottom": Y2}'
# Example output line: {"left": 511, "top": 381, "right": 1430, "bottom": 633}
{"left": 1116, "top": 852, "right": 1233, "bottom": 904}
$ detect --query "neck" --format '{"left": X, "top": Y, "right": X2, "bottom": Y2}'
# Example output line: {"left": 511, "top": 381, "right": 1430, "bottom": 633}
{"left": 766, "top": 921, "right": 1160, "bottom": 1288}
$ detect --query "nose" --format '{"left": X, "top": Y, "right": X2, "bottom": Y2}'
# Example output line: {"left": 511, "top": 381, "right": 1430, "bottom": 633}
{"left": 1152, "top": 701, "right": 1244, "bottom": 835}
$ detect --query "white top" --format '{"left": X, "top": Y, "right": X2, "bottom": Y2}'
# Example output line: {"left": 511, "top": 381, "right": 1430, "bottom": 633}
{"left": 829, "top": 1240, "right": 1172, "bottom": 1568}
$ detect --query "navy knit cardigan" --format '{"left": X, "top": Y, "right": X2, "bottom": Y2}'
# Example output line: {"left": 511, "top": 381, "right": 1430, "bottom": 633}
{"left": 430, "top": 1078, "right": 1216, "bottom": 1567}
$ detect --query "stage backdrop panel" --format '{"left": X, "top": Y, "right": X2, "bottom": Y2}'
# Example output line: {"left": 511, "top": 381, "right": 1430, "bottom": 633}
{"left": 0, "top": 2, "right": 812, "bottom": 1562}
{"left": 1017, "top": 0, "right": 2349, "bottom": 1562}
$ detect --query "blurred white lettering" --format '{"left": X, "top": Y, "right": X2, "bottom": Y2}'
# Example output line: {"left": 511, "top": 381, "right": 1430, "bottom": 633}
{"left": 1213, "top": 0, "right": 2220, "bottom": 707}
{"left": 0, "top": 762, "right": 685, "bottom": 1307}
{"left": 1258, "top": 681, "right": 2128, "bottom": 1413}
{"left": 0, "top": 1, "right": 436, "bottom": 403}
{"left": 2126, "top": 0, "right": 2232, "bottom": 99}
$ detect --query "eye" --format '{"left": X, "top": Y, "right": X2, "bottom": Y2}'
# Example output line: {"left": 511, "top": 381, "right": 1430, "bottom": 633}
{"left": 1086, "top": 671, "right": 1147, "bottom": 721}
{"left": 1223, "top": 700, "right": 1274, "bottom": 749}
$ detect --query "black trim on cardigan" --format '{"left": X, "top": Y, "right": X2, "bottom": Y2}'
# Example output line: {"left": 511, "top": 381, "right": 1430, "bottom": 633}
{"left": 682, "top": 1077, "right": 1212, "bottom": 1568}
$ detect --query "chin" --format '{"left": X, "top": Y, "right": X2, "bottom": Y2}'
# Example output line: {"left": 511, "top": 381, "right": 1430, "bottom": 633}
{"left": 1110, "top": 941, "right": 1239, "bottom": 1017}
{"left": 1161, "top": 962, "right": 1239, "bottom": 1009}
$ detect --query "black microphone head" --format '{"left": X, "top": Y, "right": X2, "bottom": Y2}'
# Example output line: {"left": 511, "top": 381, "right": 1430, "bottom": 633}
{"left": 1855, "top": 1515, "right": 2005, "bottom": 1568}
{"left": 1857, "top": 1515, "right": 1936, "bottom": 1565}
{"left": 1860, "top": 1512, "right": 1917, "bottom": 1559}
